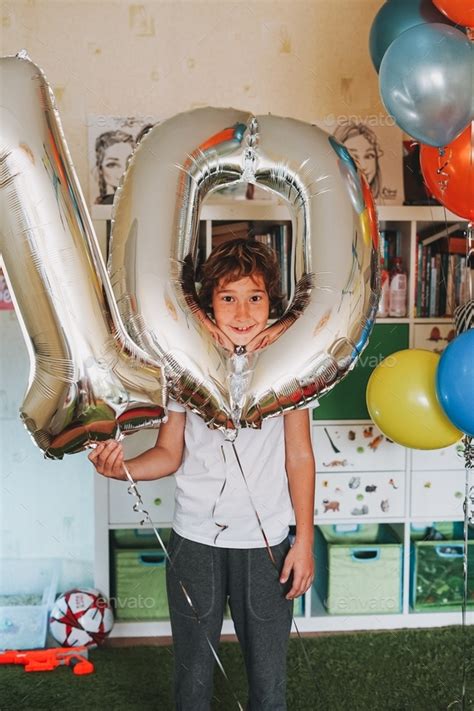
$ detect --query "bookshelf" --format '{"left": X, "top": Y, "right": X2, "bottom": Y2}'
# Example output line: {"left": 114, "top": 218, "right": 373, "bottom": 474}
{"left": 94, "top": 202, "right": 471, "bottom": 639}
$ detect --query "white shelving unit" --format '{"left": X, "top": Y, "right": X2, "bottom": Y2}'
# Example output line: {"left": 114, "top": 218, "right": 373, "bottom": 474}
{"left": 94, "top": 202, "right": 472, "bottom": 639}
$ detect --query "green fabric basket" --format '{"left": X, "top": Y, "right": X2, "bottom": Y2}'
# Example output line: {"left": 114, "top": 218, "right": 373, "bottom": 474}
{"left": 111, "top": 528, "right": 171, "bottom": 549}
{"left": 319, "top": 524, "right": 380, "bottom": 544}
{"left": 410, "top": 540, "right": 474, "bottom": 612}
{"left": 113, "top": 548, "right": 169, "bottom": 621}
{"left": 315, "top": 526, "right": 403, "bottom": 615}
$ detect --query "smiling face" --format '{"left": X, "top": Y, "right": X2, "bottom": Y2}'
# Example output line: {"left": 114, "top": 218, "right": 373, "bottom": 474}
{"left": 212, "top": 272, "right": 270, "bottom": 347}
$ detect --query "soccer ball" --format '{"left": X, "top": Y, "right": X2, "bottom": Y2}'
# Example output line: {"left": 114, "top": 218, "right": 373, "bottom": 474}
{"left": 49, "top": 588, "right": 114, "bottom": 646}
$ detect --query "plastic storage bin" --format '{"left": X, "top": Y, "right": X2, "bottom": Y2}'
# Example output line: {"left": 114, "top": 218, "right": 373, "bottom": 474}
{"left": 112, "top": 549, "right": 169, "bottom": 621}
{"left": 0, "top": 558, "right": 59, "bottom": 650}
{"left": 410, "top": 539, "right": 474, "bottom": 612}
{"left": 314, "top": 526, "right": 403, "bottom": 615}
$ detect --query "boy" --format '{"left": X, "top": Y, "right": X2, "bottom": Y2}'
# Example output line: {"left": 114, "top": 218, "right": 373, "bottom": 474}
{"left": 89, "top": 239, "right": 315, "bottom": 711}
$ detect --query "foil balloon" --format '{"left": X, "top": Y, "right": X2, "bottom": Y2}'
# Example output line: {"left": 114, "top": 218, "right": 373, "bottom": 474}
{"left": 109, "top": 108, "right": 380, "bottom": 433}
{"left": 379, "top": 23, "right": 472, "bottom": 147}
{"left": 0, "top": 53, "right": 166, "bottom": 458}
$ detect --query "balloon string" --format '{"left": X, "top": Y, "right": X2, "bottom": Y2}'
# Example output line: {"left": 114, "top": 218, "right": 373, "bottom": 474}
{"left": 229, "top": 442, "right": 276, "bottom": 564}
{"left": 436, "top": 146, "right": 450, "bottom": 198}
{"left": 229, "top": 441, "right": 321, "bottom": 693}
{"left": 121, "top": 462, "right": 244, "bottom": 711}
{"left": 449, "top": 436, "right": 474, "bottom": 710}
{"left": 461, "top": 464, "right": 470, "bottom": 710}
{"left": 467, "top": 223, "right": 474, "bottom": 303}
{"left": 212, "top": 455, "right": 229, "bottom": 544}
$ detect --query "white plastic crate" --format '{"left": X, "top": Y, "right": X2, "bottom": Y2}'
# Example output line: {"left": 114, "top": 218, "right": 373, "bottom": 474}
{"left": 0, "top": 558, "right": 59, "bottom": 650}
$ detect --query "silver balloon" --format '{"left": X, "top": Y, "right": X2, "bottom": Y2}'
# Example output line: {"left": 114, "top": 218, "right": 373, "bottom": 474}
{"left": 109, "top": 107, "right": 380, "bottom": 432}
{"left": 0, "top": 53, "right": 166, "bottom": 458}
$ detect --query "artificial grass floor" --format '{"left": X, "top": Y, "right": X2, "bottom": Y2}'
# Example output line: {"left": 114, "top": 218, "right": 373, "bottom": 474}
{"left": 2, "top": 626, "right": 474, "bottom": 711}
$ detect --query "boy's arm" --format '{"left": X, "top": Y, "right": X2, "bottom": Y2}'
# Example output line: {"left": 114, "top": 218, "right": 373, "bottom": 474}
{"left": 88, "top": 411, "right": 186, "bottom": 481}
{"left": 280, "top": 408, "right": 316, "bottom": 600}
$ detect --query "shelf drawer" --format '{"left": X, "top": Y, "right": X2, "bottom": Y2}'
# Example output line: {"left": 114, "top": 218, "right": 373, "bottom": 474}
{"left": 410, "top": 470, "right": 467, "bottom": 519}
{"left": 109, "top": 477, "right": 176, "bottom": 525}
{"left": 411, "top": 442, "right": 465, "bottom": 471}
{"left": 108, "top": 429, "right": 176, "bottom": 525}
{"left": 315, "top": 471, "right": 405, "bottom": 520}
{"left": 313, "top": 424, "right": 406, "bottom": 472}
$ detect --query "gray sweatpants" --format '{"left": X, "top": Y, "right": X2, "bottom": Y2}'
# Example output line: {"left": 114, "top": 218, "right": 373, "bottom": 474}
{"left": 165, "top": 530, "right": 294, "bottom": 711}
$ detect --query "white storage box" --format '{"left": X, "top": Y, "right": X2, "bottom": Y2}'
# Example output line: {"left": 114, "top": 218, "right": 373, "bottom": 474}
{"left": 312, "top": 424, "right": 406, "bottom": 472}
{"left": 411, "top": 470, "right": 466, "bottom": 519}
{"left": 108, "top": 477, "right": 176, "bottom": 525}
{"left": 411, "top": 442, "right": 464, "bottom": 471}
{"left": 315, "top": 471, "right": 405, "bottom": 520}
{"left": 0, "top": 558, "right": 59, "bottom": 650}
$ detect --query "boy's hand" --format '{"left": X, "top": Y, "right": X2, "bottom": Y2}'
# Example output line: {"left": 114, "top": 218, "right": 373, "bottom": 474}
{"left": 203, "top": 317, "right": 235, "bottom": 352}
{"left": 246, "top": 319, "right": 291, "bottom": 352}
{"left": 88, "top": 440, "right": 126, "bottom": 480}
{"left": 280, "top": 540, "right": 315, "bottom": 600}
{"left": 194, "top": 308, "right": 235, "bottom": 352}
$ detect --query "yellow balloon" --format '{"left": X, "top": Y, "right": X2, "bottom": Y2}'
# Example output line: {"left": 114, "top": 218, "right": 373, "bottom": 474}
{"left": 366, "top": 349, "right": 462, "bottom": 450}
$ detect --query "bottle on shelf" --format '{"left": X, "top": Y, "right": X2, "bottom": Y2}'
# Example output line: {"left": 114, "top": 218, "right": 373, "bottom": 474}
{"left": 389, "top": 257, "right": 407, "bottom": 318}
{"left": 377, "top": 257, "right": 390, "bottom": 318}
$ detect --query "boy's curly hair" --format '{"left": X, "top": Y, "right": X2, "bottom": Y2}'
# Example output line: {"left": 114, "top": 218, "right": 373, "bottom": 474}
{"left": 199, "top": 238, "right": 282, "bottom": 314}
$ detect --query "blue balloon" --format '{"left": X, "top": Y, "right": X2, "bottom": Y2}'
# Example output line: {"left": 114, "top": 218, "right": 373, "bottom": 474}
{"left": 379, "top": 23, "right": 472, "bottom": 147}
{"left": 369, "top": 0, "right": 455, "bottom": 73}
{"left": 436, "top": 329, "right": 474, "bottom": 437}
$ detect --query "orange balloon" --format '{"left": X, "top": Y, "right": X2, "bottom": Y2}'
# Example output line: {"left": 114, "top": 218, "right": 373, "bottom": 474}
{"left": 420, "top": 123, "right": 474, "bottom": 221}
{"left": 433, "top": 0, "right": 474, "bottom": 28}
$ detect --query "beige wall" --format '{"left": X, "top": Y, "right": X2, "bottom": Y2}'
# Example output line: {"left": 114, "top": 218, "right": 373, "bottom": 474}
{"left": 1, "top": 0, "right": 385, "bottom": 195}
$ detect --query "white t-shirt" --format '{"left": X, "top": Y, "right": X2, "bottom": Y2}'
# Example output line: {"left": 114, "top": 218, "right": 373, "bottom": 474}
{"left": 167, "top": 399, "right": 294, "bottom": 548}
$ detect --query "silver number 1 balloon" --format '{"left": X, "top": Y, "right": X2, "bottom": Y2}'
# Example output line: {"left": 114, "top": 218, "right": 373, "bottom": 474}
{"left": 0, "top": 52, "right": 166, "bottom": 458}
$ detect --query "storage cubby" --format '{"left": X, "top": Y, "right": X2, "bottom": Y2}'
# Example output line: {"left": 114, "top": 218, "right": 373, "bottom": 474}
{"left": 313, "top": 523, "right": 404, "bottom": 616}
{"left": 410, "top": 522, "right": 474, "bottom": 613}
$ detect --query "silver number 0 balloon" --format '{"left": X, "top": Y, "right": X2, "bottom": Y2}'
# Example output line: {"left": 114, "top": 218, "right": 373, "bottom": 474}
{"left": 110, "top": 108, "right": 380, "bottom": 431}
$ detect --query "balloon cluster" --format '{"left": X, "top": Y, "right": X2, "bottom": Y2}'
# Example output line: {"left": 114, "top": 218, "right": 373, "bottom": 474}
{"left": 371, "top": 0, "right": 473, "bottom": 219}
{"left": 368, "top": 0, "right": 474, "bottom": 450}
{"left": 0, "top": 52, "right": 381, "bottom": 456}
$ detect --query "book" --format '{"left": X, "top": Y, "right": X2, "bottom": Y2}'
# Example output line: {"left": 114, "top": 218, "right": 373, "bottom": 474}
{"left": 380, "top": 229, "right": 399, "bottom": 269}
{"left": 414, "top": 222, "right": 470, "bottom": 317}
{"left": 429, "top": 255, "right": 437, "bottom": 317}
{"left": 212, "top": 221, "right": 251, "bottom": 246}
{"left": 416, "top": 241, "right": 423, "bottom": 317}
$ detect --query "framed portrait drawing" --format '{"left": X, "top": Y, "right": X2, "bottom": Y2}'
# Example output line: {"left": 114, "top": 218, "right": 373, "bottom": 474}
{"left": 316, "top": 116, "right": 404, "bottom": 206}
{"left": 88, "top": 115, "right": 158, "bottom": 220}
